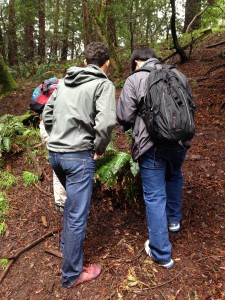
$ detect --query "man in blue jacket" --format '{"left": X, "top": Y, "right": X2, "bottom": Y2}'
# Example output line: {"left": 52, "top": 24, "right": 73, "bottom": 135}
{"left": 117, "top": 47, "right": 192, "bottom": 269}
{"left": 43, "top": 42, "right": 116, "bottom": 288}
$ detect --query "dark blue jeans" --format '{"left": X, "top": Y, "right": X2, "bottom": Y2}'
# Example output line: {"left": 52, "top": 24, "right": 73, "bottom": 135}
{"left": 138, "top": 145, "right": 187, "bottom": 264}
{"left": 49, "top": 151, "right": 95, "bottom": 287}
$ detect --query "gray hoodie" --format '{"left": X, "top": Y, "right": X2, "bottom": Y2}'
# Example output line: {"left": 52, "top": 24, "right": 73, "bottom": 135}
{"left": 43, "top": 64, "right": 116, "bottom": 155}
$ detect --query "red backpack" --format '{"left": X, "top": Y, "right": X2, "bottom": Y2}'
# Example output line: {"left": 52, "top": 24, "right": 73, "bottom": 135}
{"left": 29, "top": 77, "right": 59, "bottom": 114}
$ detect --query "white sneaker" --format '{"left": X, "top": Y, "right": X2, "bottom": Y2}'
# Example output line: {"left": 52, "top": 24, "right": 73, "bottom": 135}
{"left": 168, "top": 222, "right": 180, "bottom": 232}
{"left": 144, "top": 240, "right": 174, "bottom": 269}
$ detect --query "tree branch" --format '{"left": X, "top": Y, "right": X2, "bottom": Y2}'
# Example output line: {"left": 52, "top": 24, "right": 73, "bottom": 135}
{"left": 186, "top": 5, "right": 209, "bottom": 33}
{"left": 0, "top": 229, "right": 59, "bottom": 284}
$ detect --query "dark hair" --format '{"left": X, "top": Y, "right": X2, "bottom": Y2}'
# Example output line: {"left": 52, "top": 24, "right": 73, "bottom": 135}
{"left": 131, "top": 47, "right": 157, "bottom": 71}
{"left": 85, "top": 42, "right": 110, "bottom": 67}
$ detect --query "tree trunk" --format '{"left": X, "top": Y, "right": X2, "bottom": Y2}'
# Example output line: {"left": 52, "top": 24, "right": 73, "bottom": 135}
{"left": 23, "top": 3, "right": 35, "bottom": 63}
{"left": 0, "top": 55, "right": 18, "bottom": 94}
{"left": 61, "top": 0, "right": 71, "bottom": 61}
{"left": 84, "top": 0, "right": 123, "bottom": 75}
{"left": 25, "top": 24, "right": 35, "bottom": 62}
{"left": 183, "top": 0, "right": 201, "bottom": 33}
{"left": 52, "top": 0, "right": 60, "bottom": 59}
{"left": 170, "top": 0, "right": 188, "bottom": 63}
{"left": 107, "top": 14, "right": 117, "bottom": 48}
{"left": 129, "top": 0, "right": 134, "bottom": 53}
{"left": 8, "top": 0, "right": 18, "bottom": 66}
{"left": 82, "top": 1, "right": 96, "bottom": 48}
{"left": 38, "top": 0, "right": 46, "bottom": 61}
{"left": 0, "top": 23, "right": 6, "bottom": 62}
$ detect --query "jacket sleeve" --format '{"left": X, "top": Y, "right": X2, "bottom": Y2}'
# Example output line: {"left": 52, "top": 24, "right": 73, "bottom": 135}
{"left": 94, "top": 80, "right": 116, "bottom": 155}
{"left": 116, "top": 77, "right": 138, "bottom": 131}
{"left": 42, "top": 89, "right": 58, "bottom": 135}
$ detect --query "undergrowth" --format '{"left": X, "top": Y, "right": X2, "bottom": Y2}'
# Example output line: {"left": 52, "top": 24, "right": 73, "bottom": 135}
{"left": 0, "top": 171, "right": 16, "bottom": 190}
{"left": 22, "top": 171, "right": 39, "bottom": 186}
{"left": 0, "top": 192, "right": 9, "bottom": 235}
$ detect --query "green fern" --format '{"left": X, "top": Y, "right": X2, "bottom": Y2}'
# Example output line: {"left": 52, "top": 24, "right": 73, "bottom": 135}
{"left": 0, "top": 171, "right": 16, "bottom": 190}
{"left": 0, "top": 259, "right": 9, "bottom": 269}
{"left": 0, "top": 113, "right": 41, "bottom": 158}
{"left": 0, "top": 192, "right": 9, "bottom": 235}
{"left": 95, "top": 144, "right": 139, "bottom": 187}
{"left": 95, "top": 151, "right": 131, "bottom": 186}
{"left": 22, "top": 171, "right": 39, "bottom": 186}
{"left": 0, "top": 114, "right": 26, "bottom": 156}
{"left": 0, "top": 221, "right": 7, "bottom": 235}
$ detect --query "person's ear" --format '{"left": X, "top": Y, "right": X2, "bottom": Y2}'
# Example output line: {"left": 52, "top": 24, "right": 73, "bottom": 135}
{"left": 84, "top": 59, "right": 88, "bottom": 66}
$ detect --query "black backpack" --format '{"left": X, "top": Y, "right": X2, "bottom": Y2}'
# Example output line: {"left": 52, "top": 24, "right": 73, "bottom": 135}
{"left": 134, "top": 64, "right": 196, "bottom": 144}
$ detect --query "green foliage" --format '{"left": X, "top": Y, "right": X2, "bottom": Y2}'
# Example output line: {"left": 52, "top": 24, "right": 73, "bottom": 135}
{"left": 31, "top": 62, "right": 64, "bottom": 80}
{"left": 114, "top": 79, "right": 126, "bottom": 89}
{"left": 0, "top": 171, "right": 16, "bottom": 190}
{"left": 0, "top": 113, "right": 41, "bottom": 158}
{"left": 0, "top": 114, "right": 25, "bottom": 156}
{"left": 0, "top": 55, "right": 18, "bottom": 94}
{"left": 0, "top": 192, "right": 9, "bottom": 216}
{"left": 22, "top": 171, "right": 39, "bottom": 186}
{"left": 0, "top": 192, "right": 9, "bottom": 235}
{"left": 95, "top": 144, "right": 139, "bottom": 187}
{"left": 124, "top": 129, "right": 132, "bottom": 145}
{"left": 0, "top": 221, "right": 7, "bottom": 235}
{"left": 0, "top": 259, "right": 9, "bottom": 270}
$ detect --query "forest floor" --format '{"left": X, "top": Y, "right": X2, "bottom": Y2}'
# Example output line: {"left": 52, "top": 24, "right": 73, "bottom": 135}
{"left": 0, "top": 32, "right": 225, "bottom": 300}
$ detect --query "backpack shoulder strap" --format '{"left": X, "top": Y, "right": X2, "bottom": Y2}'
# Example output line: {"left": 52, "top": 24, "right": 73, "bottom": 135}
{"left": 132, "top": 66, "right": 155, "bottom": 74}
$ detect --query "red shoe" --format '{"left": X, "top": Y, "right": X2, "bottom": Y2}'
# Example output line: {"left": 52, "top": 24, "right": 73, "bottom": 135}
{"left": 71, "top": 264, "right": 102, "bottom": 287}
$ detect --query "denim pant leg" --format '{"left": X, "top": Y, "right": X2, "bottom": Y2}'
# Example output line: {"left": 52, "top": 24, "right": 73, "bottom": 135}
{"left": 138, "top": 147, "right": 172, "bottom": 264}
{"left": 49, "top": 151, "right": 95, "bottom": 288}
{"left": 164, "top": 147, "right": 187, "bottom": 224}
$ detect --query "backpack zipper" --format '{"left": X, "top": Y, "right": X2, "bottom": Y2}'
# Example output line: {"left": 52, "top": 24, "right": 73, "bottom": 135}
{"left": 179, "top": 87, "right": 193, "bottom": 126}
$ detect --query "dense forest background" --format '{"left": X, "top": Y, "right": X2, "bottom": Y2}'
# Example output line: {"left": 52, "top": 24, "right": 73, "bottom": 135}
{"left": 0, "top": 0, "right": 225, "bottom": 83}
{"left": 0, "top": 1, "right": 225, "bottom": 299}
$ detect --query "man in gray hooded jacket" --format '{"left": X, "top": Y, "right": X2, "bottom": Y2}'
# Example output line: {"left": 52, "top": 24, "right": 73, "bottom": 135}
{"left": 117, "top": 47, "right": 192, "bottom": 269}
{"left": 43, "top": 42, "right": 116, "bottom": 288}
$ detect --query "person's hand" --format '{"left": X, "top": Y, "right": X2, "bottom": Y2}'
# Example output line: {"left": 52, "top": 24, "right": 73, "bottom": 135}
{"left": 94, "top": 153, "right": 102, "bottom": 160}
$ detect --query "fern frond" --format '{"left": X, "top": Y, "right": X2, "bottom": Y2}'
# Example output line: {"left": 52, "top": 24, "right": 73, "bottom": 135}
{"left": 95, "top": 151, "right": 131, "bottom": 186}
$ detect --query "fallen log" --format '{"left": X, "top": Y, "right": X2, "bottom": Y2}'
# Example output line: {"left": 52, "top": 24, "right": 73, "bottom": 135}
{"left": 206, "top": 40, "right": 225, "bottom": 48}
{"left": 204, "top": 63, "right": 225, "bottom": 75}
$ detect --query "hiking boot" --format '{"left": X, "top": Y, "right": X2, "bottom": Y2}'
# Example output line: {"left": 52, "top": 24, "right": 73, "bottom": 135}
{"left": 168, "top": 222, "right": 180, "bottom": 232}
{"left": 69, "top": 264, "right": 102, "bottom": 287}
{"left": 144, "top": 240, "right": 174, "bottom": 269}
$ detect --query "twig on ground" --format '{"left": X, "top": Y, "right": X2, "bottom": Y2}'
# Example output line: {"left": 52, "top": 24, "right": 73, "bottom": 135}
{"left": 205, "top": 63, "right": 225, "bottom": 75}
{"left": 141, "top": 269, "right": 185, "bottom": 290}
{"left": 0, "top": 229, "right": 59, "bottom": 284}
{"left": 45, "top": 248, "right": 62, "bottom": 258}
{"left": 34, "top": 183, "right": 53, "bottom": 197}
{"left": 124, "top": 247, "right": 145, "bottom": 263}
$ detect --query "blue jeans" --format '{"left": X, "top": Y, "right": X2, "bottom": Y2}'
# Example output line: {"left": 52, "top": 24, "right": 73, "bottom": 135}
{"left": 138, "top": 145, "right": 187, "bottom": 264}
{"left": 49, "top": 151, "right": 96, "bottom": 287}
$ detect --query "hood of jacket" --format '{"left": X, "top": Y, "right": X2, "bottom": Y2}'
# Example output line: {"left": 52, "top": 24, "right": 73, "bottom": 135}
{"left": 64, "top": 64, "right": 107, "bottom": 87}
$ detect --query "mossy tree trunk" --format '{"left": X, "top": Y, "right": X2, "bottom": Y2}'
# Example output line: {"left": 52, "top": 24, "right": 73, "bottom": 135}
{"left": 0, "top": 55, "right": 18, "bottom": 95}
{"left": 84, "top": 0, "right": 123, "bottom": 76}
